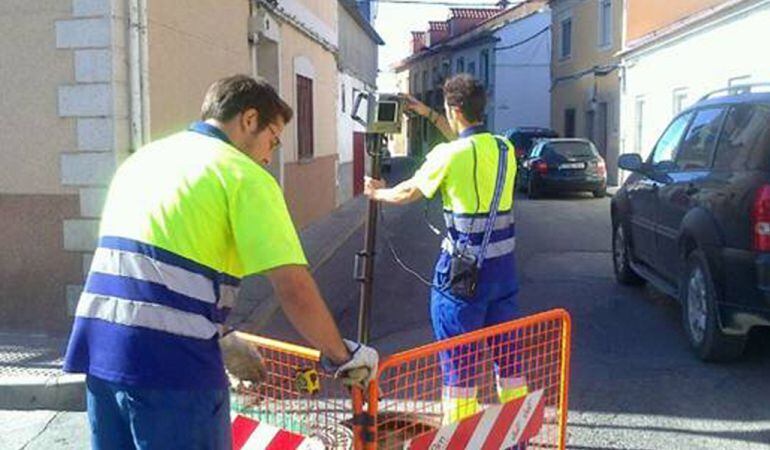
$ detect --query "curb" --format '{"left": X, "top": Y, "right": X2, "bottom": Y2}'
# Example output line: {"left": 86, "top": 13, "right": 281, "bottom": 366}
{"left": 0, "top": 373, "right": 85, "bottom": 411}
{"left": 230, "top": 196, "right": 368, "bottom": 333}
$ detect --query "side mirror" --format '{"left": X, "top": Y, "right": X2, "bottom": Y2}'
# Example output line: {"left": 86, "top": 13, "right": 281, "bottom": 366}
{"left": 618, "top": 153, "right": 644, "bottom": 172}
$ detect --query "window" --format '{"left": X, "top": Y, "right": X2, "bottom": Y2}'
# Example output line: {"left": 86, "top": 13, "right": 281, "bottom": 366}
{"left": 728, "top": 75, "right": 751, "bottom": 95}
{"left": 456, "top": 57, "right": 465, "bottom": 74}
{"left": 598, "top": 0, "right": 612, "bottom": 48}
{"left": 714, "top": 104, "right": 770, "bottom": 170}
{"left": 676, "top": 108, "right": 727, "bottom": 170}
{"left": 467, "top": 61, "right": 476, "bottom": 76}
{"left": 650, "top": 112, "right": 692, "bottom": 165}
{"left": 564, "top": 108, "right": 576, "bottom": 137}
{"left": 341, "top": 83, "right": 346, "bottom": 113}
{"left": 634, "top": 97, "right": 645, "bottom": 154}
{"left": 422, "top": 70, "right": 428, "bottom": 92}
{"left": 672, "top": 88, "right": 688, "bottom": 115}
{"left": 296, "top": 75, "right": 314, "bottom": 160}
{"left": 560, "top": 18, "right": 572, "bottom": 59}
{"left": 480, "top": 50, "right": 490, "bottom": 86}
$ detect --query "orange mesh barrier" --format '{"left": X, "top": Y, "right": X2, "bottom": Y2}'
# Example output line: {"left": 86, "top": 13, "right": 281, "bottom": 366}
{"left": 366, "top": 309, "right": 572, "bottom": 450}
{"left": 230, "top": 333, "right": 364, "bottom": 449}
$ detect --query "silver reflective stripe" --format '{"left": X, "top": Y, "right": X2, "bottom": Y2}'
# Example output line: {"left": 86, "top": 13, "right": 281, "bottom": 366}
{"left": 90, "top": 248, "right": 217, "bottom": 304}
{"left": 442, "top": 236, "right": 516, "bottom": 259}
{"left": 219, "top": 285, "right": 239, "bottom": 309}
{"left": 75, "top": 293, "right": 219, "bottom": 340}
{"left": 443, "top": 212, "right": 514, "bottom": 234}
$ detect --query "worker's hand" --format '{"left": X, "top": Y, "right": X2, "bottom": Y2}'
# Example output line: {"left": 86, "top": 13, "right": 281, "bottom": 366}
{"left": 220, "top": 331, "right": 268, "bottom": 389}
{"left": 401, "top": 94, "right": 431, "bottom": 117}
{"left": 364, "top": 176, "right": 386, "bottom": 200}
{"left": 331, "top": 339, "right": 379, "bottom": 389}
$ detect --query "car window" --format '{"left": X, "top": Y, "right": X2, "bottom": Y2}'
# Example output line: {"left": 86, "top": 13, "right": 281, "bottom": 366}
{"left": 675, "top": 108, "right": 726, "bottom": 170}
{"left": 542, "top": 142, "right": 596, "bottom": 159}
{"left": 714, "top": 103, "right": 770, "bottom": 171}
{"left": 651, "top": 112, "right": 692, "bottom": 166}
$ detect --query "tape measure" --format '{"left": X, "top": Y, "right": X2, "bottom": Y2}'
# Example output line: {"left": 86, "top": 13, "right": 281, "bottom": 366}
{"left": 294, "top": 368, "right": 321, "bottom": 395}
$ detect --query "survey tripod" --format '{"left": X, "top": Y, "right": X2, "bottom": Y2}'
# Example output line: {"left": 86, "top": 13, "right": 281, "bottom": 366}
{"left": 349, "top": 92, "right": 404, "bottom": 344}
{"left": 353, "top": 133, "right": 386, "bottom": 344}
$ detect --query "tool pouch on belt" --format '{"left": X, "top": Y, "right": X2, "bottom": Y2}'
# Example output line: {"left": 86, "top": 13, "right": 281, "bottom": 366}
{"left": 449, "top": 251, "right": 479, "bottom": 299}
{"left": 447, "top": 138, "right": 508, "bottom": 300}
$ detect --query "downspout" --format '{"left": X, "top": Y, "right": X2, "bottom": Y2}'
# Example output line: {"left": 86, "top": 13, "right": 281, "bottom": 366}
{"left": 128, "top": 0, "right": 149, "bottom": 151}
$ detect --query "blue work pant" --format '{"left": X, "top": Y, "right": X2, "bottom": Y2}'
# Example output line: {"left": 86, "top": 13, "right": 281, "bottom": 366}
{"left": 431, "top": 256, "right": 520, "bottom": 387}
{"left": 86, "top": 375, "right": 231, "bottom": 450}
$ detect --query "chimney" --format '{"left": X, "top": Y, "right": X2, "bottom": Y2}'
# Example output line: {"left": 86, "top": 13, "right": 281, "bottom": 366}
{"left": 427, "top": 21, "right": 449, "bottom": 46}
{"left": 411, "top": 31, "right": 426, "bottom": 54}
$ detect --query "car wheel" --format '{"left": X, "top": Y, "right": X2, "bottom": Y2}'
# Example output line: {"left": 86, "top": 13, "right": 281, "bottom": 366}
{"left": 517, "top": 174, "right": 528, "bottom": 193}
{"left": 593, "top": 186, "right": 607, "bottom": 198}
{"left": 681, "top": 250, "right": 746, "bottom": 361}
{"left": 527, "top": 178, "right": 540, "bottom": 199}
{"left": 612, "top": 222, "right": 644, "bottom": 285}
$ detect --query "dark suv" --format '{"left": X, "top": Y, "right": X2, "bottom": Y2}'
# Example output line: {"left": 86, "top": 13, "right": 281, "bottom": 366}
{"left": 611, "top": 85, "right": 770, "bottom": 361}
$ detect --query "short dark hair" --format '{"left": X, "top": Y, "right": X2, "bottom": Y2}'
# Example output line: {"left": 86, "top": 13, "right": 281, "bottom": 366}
{"left": 200, "top": 75, "right": 293, "bottom": 130}
{"left": 443, "top": 74, "right": 486, "bottom": 123}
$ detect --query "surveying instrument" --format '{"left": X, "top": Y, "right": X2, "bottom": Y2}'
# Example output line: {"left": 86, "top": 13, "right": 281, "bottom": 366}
{"left": 350, "top": 92, "right": 406, "bottom": 344}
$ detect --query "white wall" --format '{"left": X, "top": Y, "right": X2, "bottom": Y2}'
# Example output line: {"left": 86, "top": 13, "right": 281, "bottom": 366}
{"left": 337, "top": 72, "right": 370, "bottom": 164}
{"left": 620, "top": 2, "right": 770, "bottom": 163}
{"left": 492, "top": 10, "right": 552, "bottom": 132}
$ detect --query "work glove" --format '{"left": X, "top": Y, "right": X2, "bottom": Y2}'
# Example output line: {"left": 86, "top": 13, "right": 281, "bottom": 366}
{"left": 220, "top": 331, "right": 268, "bottom": 390}
{"left": 324, "top": 339, "right": 379, "bottom": 389}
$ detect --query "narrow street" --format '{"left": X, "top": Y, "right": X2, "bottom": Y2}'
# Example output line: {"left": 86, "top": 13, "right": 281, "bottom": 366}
{"left": 263, "top": 157, "right": 770, "bottom": 450}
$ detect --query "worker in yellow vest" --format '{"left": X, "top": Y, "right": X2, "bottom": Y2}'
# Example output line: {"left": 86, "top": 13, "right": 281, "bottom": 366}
{"left": 63, "top": 75, "right": 377, "bottom": 449}
{"left": 365, "top": 74, "right": 526, "bottom": 424}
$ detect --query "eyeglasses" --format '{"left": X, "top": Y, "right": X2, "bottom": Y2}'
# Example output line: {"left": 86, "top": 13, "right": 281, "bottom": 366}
{"left": 267, "top": 124, "right": 282, "bottom": 151}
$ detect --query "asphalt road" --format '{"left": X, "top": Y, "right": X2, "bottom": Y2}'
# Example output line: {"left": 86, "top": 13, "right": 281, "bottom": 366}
{"left": 264, "top": 157, "right": 770, "bottom": 449}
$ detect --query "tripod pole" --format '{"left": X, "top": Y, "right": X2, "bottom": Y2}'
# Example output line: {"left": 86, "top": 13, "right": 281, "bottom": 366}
{"left": 354, "top": 134, "right": 383, "bottom": 344}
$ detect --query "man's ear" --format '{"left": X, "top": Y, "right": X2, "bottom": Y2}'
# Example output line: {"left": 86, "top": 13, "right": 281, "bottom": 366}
{"left": 242, "top": 108, "right": 260, "bottom": 131}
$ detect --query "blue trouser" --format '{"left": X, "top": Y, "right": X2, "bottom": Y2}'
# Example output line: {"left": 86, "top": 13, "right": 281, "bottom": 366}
{"left": 431, "top": 253, "right": 520, "bottom": 387}
{"left": 86, "top": 375, "right": 231, "bottom": 450}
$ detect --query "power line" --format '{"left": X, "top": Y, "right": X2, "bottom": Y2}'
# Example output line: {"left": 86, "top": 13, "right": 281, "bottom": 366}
{"left": 494, "top": 25, "right": 550, "bottom": 52}
{"left": 372, "top": 0, "right": 500, "bottom": 6}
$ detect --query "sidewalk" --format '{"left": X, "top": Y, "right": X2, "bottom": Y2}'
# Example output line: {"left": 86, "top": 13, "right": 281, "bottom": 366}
{"left": 0, "top": 195, "right": 369, "bottom": 413}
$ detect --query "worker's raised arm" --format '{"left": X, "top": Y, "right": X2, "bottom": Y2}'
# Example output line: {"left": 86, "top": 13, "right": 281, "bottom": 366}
{"left": 402, "top": 94, "right": 457, "bottom": 141}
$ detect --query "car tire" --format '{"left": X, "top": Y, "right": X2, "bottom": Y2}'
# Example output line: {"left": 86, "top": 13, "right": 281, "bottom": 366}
{"left": 612, "top": 222, "right": 645, "bottom": 286}
{"left": 527, "top": 178, "right": 540, "bottom": 199}
{"left": 680, "top": 250, "right": 746, "bottom": 361}
{"left": 517, "top": 175, "right": 528, "bottom": 193}
{"left": 593, "top": 186, "right": 607, "bottom": 198}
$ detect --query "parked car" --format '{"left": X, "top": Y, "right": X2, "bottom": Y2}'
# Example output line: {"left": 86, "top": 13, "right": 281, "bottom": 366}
{"left": 504, "top": 127, "right": 559, "bottom": 161}
{"left": 611, "top": 85, "right": 770, "bottom": 361}
{"left": 518, "top": 138, "right": 607, "bottom": 198}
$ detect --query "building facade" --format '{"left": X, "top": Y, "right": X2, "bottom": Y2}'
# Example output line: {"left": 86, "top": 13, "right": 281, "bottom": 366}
{"left": 1, "top": 0, "right": 345, "bottom": 333}
{"left": 336, "top": 0, "right": 383, "bottom": 205}
{"left": 395, "top": 2, "right": 550, "bottom": 158}
{"left": 618, "top": 0, "right": 769, "bottom": 167}
{"left": 550, "top": 0, "right": 623, "bottom": 185}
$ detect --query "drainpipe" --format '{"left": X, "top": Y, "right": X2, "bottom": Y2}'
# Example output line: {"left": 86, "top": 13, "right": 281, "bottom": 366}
{"left": 128, "top": 0, "right": 149, "bottom": 151}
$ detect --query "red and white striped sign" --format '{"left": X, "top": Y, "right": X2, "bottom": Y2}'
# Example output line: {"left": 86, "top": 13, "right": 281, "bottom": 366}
{"left": 231, "top": 415, "right": 324, "bottom": 450}
{"left": 406, "top": 389, "right": 545, "bottom": 450}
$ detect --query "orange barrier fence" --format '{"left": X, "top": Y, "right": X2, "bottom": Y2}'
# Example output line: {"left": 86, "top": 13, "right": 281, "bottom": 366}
{"left": 363, "top": 308, "right": 572, "bottom": 450}
{"left": 230, "top": 334, "right": 364, "bottom": 449}
{"left": 232, "top": 308, "right": 571, "bottom": 450}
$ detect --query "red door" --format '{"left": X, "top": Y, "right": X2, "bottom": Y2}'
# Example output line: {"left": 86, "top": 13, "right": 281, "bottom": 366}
{"left": 353, "top": 132, "right": 365, "bottom": 196}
